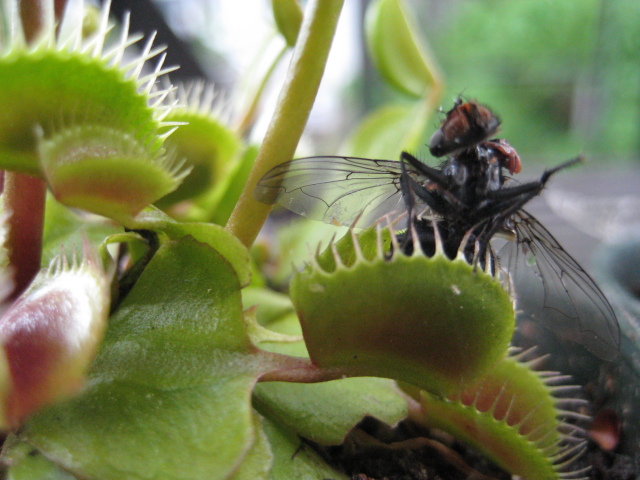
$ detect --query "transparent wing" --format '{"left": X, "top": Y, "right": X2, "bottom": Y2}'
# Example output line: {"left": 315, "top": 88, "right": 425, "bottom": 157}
{"left": 255, "top": 156, "right": 430, "bottom": 228}
{"left": 498, "top": 210, "right": 620, "bottom": 360}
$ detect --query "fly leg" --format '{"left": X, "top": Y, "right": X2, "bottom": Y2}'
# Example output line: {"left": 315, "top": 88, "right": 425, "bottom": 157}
{"left": 485, "top": 156, "right": 583, "bottom": 207}
{"left": 400, "top": 151, "right": 457, "bottom": 215}
{"left": 475, "top": 156, "right": 583, "bottom": 259}
{"left": 399, "top": 157, "right": 418, "bottom": 252}
{"left": 398, "top": 153, "right": 447, "bottom": 253}
{"left": 400, "top": 151, "right": 449, "bottom": 187}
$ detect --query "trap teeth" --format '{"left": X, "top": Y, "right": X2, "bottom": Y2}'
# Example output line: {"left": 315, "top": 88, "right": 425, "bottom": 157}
{"left": 293, "top": 227, "right": 515, "bottom": 396}
{"left": 417, "top": 351, "right": 589, "bottom": 480}
{"left": 38, "top": 125, "right": 189, "bottom": 221}
{"left": 0, "top": 0, "right": 177, "bottom": 178}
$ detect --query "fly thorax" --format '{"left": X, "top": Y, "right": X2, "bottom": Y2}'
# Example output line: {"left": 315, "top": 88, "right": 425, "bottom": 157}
{"left": 443, "top": 161, "right": 468, "bottom": 186}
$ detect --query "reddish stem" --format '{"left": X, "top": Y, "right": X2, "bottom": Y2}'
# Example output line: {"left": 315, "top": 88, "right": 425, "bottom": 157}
{"left": 256, "top": 350, "right": 347, "bottom": 384}
{"left": 4, "top": 174, "right": 46, "bottom": 299}
{"left": 2, "top": 0, "right": 55, "bottom": 299}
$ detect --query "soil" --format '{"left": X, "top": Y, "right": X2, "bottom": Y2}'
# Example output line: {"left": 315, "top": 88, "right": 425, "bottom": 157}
{"left": 311, "top": 417, "right": 639, "bottom": 480}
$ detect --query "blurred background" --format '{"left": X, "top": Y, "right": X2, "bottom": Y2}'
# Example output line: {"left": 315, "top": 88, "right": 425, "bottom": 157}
{"left": 107, "top": 0, "right": 640, "bottom": 165}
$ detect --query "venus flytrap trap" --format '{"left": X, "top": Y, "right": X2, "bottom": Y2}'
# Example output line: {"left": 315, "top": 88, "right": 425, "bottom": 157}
{"left": 0, "top": 0, "right": 177, "bottom": 179}
{"left": 414, "top": 350, "right": 591, "bottom": 480}
{"left": 285, "top": 225, "right": 592, "bottom": 479}
{"left": 0, "top": 243, "right": 111, "bottom": 430}
{"left": 153, "top": 80, "right": 264, "bottom": 229}
{"left": 0, "top": 0, "right": 192, "bottom": 438}
{"left": 38, "top": 124, "right": 189, "bottom": 222}
{"left": 290, "top": 224, "right": 514, "bottom": 396}
{"left": 157, "top": 81, "right": 243, "bottom": 213}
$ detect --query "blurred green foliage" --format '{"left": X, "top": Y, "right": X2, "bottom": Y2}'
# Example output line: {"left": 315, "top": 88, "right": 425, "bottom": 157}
{"left": 407, "top": 0, "right": 640, "bottom": 164}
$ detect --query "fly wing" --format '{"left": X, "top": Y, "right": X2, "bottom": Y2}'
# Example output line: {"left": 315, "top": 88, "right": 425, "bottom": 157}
{"left": 255, "top": 156, "right": 427, "bottom": 228}
{"left": 498, "top": 210, "right": 620, "bottom": 360}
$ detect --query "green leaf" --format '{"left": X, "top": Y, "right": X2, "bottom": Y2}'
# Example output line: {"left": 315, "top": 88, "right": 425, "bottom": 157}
{"left": 253, "top": 308, "right": 408, "bottom": 446}
{"left": 126, "top": 207, "right": 251, "bottom": 287}
{"left": 344, "top": 103, "right": 430, "bottom": 159}
{"left": 242, "top": 287, "right": 295, "bottom": 327}
{"left": 162, "top": 222, "right": 252, "bottom": 288}
{"left": 41, "top": 194, "right": 122, "bottom": 267}
{"left": 6, "top": 237, "right": 263, "bottom": 480}
{"left": 365, "top": 0, "right": 439, "bottom": 97}
{"left": 261, "top": 416, "right": 349, "bottom": 480}
{"left": 255, "top": 378, "right": 407, "bottom": 445}
{"left": 227, "top": 413, "right": 273, "bottom": 480}
{"left": 2, "top": 440, "right": 78, "bottom": 480}
{"left": 271, "top": 0, "right": 303, "bottom": 46}
{"left": 254, "top": 310, "right": 307, "bottom": 357}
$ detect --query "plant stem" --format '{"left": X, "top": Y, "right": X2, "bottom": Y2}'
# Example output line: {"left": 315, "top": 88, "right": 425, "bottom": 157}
{"left": 257, "top": 351, "right": 347, "bottom": 384}
{"left": 225, "top": 0, "right": 345, "bottom": 249}
{"left": 3, "top": 0, "right": 53, "bottom": 298}
{"left": 4, "top": 174, "right": 46, "bottom": 299}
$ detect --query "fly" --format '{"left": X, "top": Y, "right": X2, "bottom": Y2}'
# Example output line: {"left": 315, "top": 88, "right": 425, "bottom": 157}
{"left": 255, "top": 99, "right": 620, "bottom": 361}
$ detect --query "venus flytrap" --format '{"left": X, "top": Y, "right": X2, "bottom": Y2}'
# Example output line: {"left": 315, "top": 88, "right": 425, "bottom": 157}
{"left": 157, "top": 81, "right": 245, "bottom": 220}
{"left": 0, "top": 2, "right": 353, "bottom": 477}
{"left": 0, "top": 0, "right": 178, "bottom": 178}
{"left": 286, "top": 225, "right": 591, "bottom": 479}
{"left": 0, "top": 0, "right": 185, "bottom": 429}
{"left": 0, "top": 0, "right": 191, "bottom": 311}
{"left": 0, "top": 0, "right": 189, "bottom": 436}
{"left": 291, "top": 224, "right": 515, "bottom": 396}
{"left": 0, "top": 243, "right": 111, "bottom": 430}
{"left": 414, "top": 350, "right": 591, "bottom": 480}
{"left": 39, "top": 125, "right": 189, "bottom": 222}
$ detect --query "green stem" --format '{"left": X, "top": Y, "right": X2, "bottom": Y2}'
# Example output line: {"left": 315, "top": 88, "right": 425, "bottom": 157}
{"left": 225, "top": 0, "right": 345, "bottom": 248}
